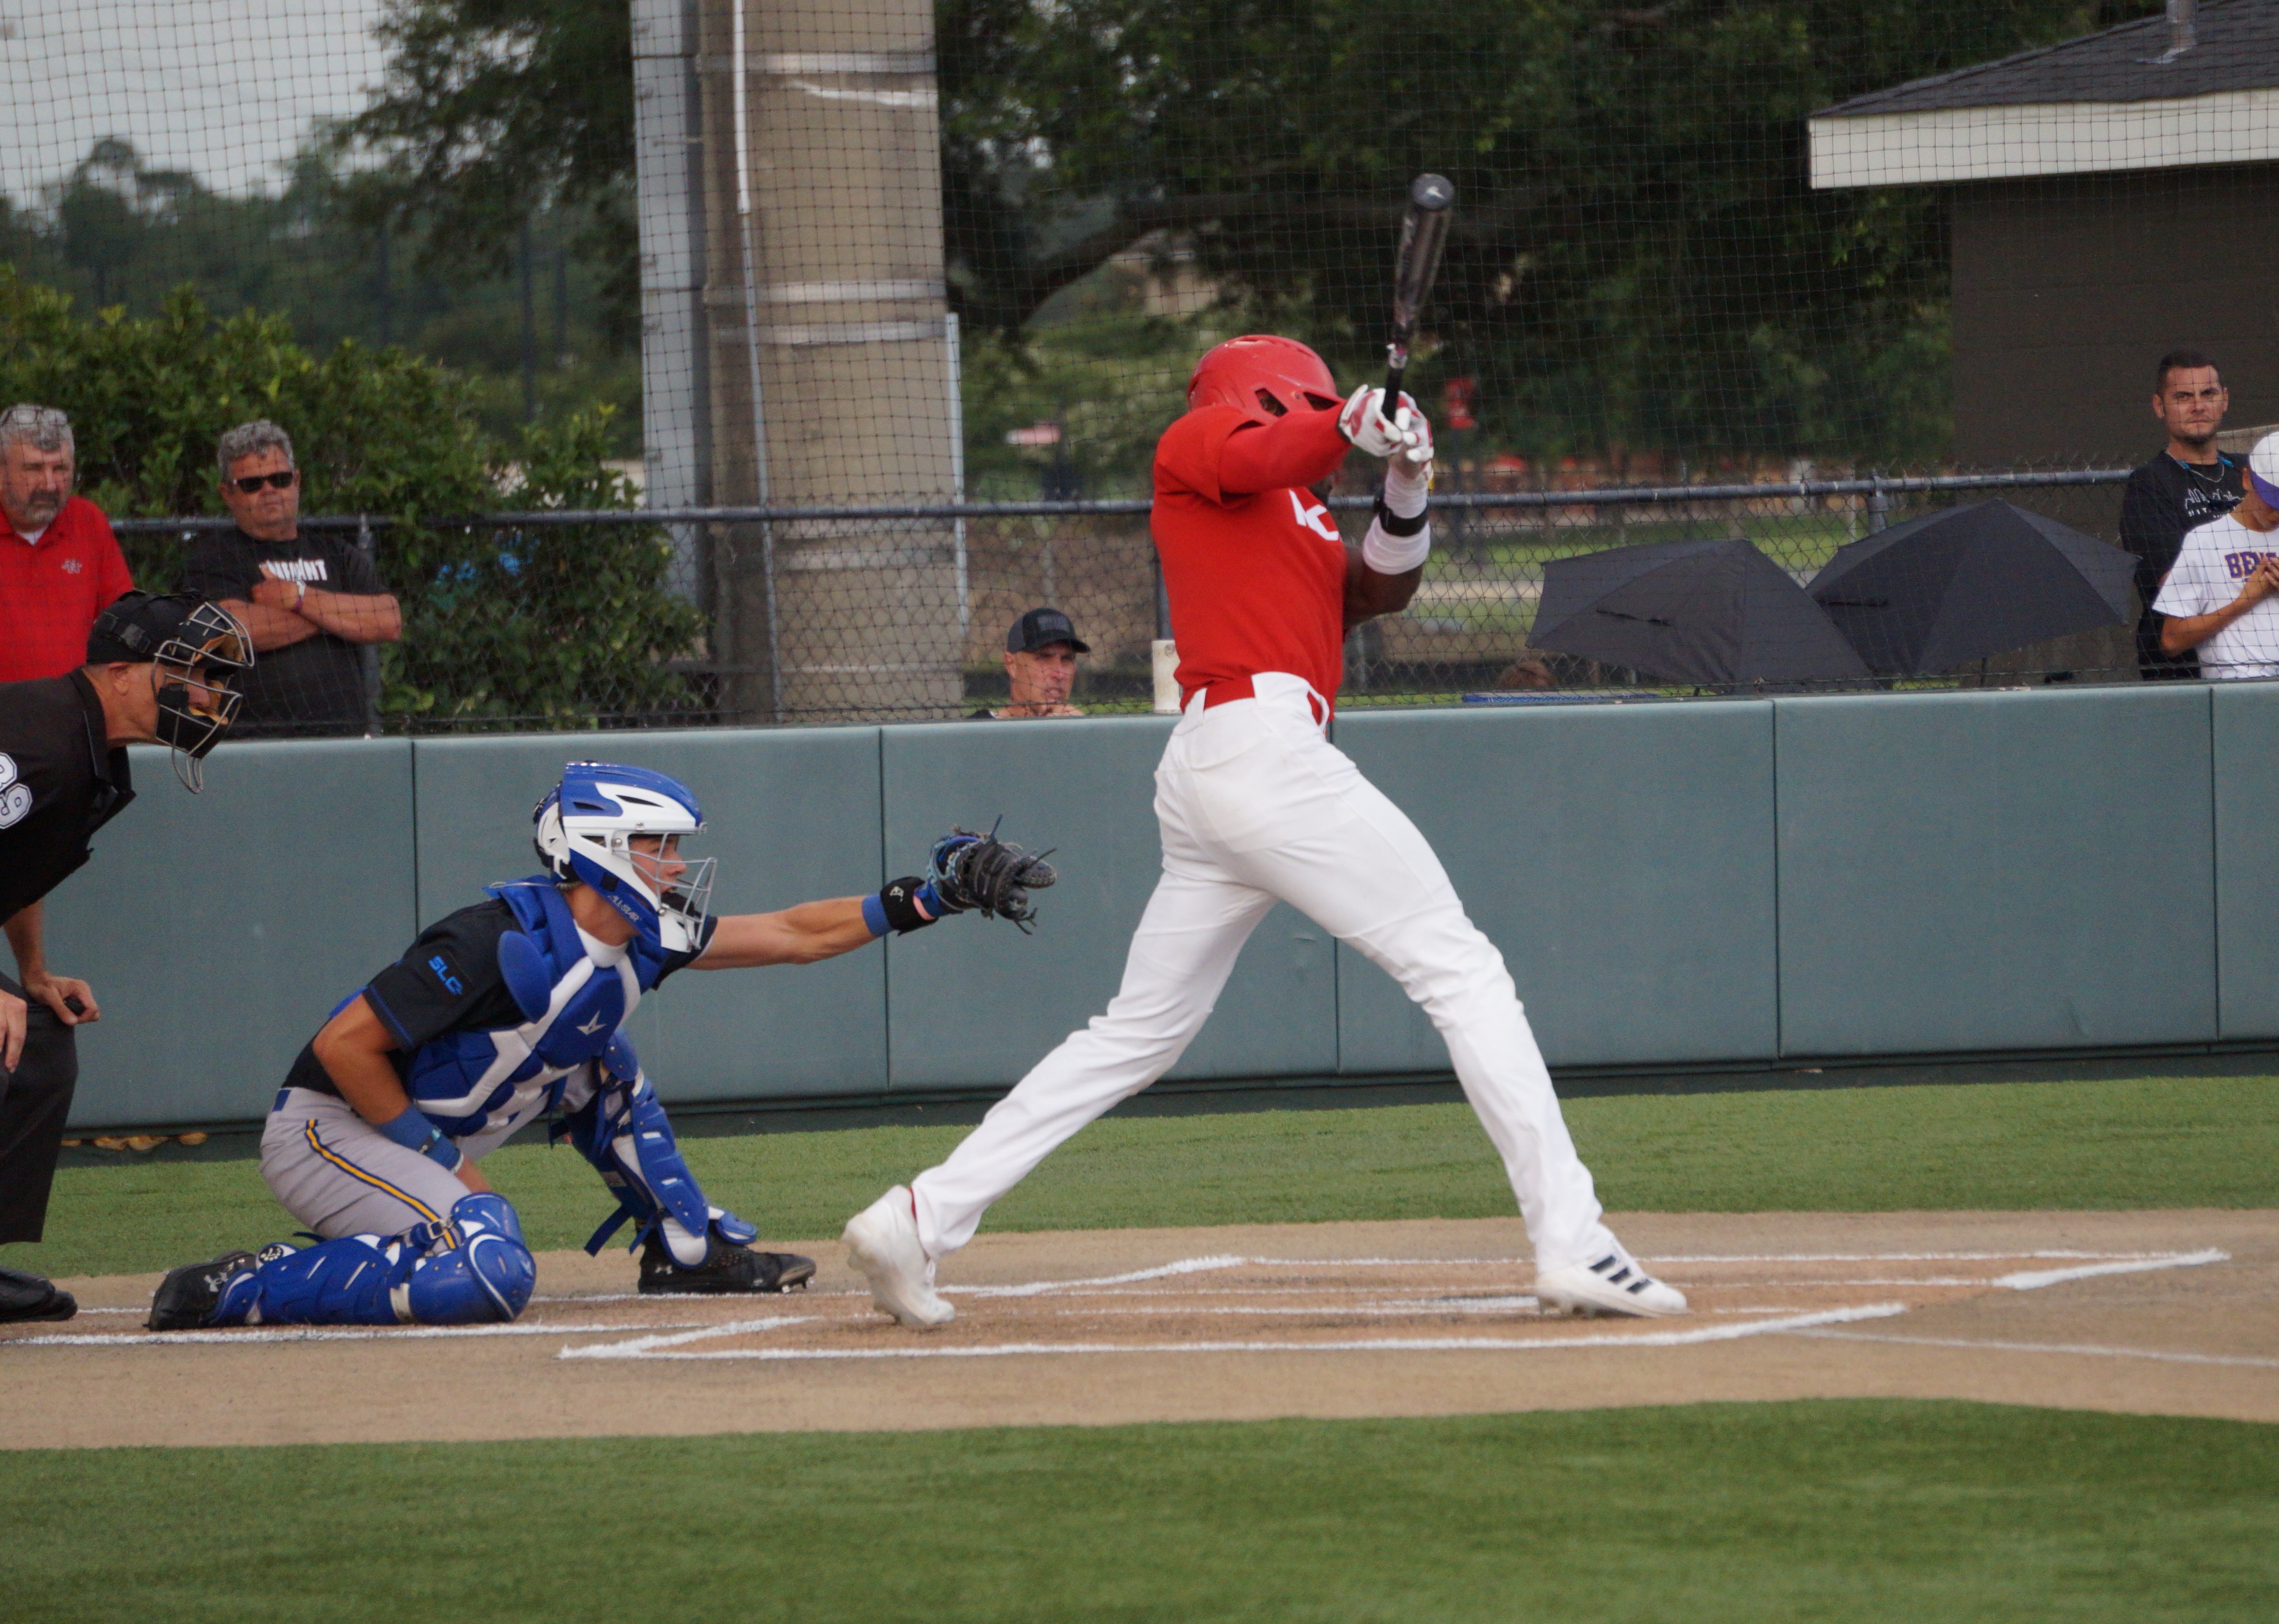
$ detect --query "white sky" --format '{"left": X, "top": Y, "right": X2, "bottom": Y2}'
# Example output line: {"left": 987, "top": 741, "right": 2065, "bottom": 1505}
{"left": 0, "top": 0, "right": 389, "bottom": 204}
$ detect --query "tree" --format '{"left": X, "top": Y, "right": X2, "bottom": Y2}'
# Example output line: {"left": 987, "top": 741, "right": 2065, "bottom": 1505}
{"left": 340, "top": 0, "right": 640, "bottom": 343}
{"left": 0, "top": 271, "right": 700, "bottom": 728}
{"left": 336, "top": 0, "right": 2158, "bottom": 462}
{"left": 937, "top": 0, "right": 2157, "bottom": 461}
{"left": 4, "top": 137, "right": 642, "bottom": 454}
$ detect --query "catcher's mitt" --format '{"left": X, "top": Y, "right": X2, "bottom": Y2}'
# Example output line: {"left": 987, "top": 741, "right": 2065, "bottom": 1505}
{"left": 925, "top": 820, "right": 1057, "bottom": 931}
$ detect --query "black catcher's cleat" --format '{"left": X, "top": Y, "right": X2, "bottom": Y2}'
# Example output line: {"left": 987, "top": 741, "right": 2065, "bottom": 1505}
{"left": 0, "top": 1265, "right": 76, "bottom": 1325}
{"left": 638, "top": 1233, "right": 815, "bottom": 1295}
{"left": 147, "top": 1251, "right": 258, "bottom": 1331}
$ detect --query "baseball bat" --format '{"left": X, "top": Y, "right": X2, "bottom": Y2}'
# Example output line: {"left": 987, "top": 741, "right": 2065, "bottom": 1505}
{"left": 1381, "top": 172, "right": 1457, "bottom": 433}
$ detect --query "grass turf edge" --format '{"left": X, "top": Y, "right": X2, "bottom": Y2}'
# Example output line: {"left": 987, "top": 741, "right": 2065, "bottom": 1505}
{"left": 6, "top": 1400, "right": 2276, "bottom": 1624}
{"left": 14, "top": 1072, "right": 2278, "bottom": 1279}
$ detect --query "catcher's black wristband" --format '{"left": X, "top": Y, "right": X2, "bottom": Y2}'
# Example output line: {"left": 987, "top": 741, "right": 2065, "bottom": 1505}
{"left": 1373, "top": 496, "right": 1429, "bottom": 537}
{"left": 866, "top": 877, "right": 939, "bottom": 937}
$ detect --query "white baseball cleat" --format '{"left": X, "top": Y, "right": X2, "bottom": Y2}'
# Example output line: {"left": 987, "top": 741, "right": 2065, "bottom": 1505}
{"left": 842, "top": 1185, "right": 955, "bottom": 1329}
{"left": 1534, "top": 1250, "right": 1689, "bottom": 1318}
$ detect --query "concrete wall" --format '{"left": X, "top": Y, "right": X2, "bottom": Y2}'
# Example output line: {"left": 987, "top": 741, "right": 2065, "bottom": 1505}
{"left": 43, "top": 683, "right": 2265, "bottom": 1128}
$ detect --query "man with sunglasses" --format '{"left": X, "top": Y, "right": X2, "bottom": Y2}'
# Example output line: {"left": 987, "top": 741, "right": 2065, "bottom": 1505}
{"left": 0, "top": 591, "right": 252, "bottom": 1324}
{"left": 180, "top": 419, "right": 401, "bottom": 737}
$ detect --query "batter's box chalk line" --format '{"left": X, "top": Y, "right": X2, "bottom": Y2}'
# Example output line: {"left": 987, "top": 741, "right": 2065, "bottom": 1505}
{"left": 556, "top": 1304, "right": 1916, "bottom": 1362}
{"left": 3, "top": 1248, "right": 2226, "bottom": 1356}
{"left": 1784, "top": 1328, "right": 2279, "bottom": 1371}
{"left": 556, "top": 1245, "right": 2228, "bottom": 1363}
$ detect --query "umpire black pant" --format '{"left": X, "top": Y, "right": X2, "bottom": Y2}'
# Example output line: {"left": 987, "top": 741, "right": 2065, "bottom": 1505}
{"left": 0, "top": 970, "right": 78, "bottom": 1246}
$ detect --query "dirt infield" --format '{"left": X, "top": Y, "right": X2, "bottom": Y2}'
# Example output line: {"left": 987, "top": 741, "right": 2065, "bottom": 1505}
{"left": 4, "top": 1209, "right": 2273, "bottom": 1449}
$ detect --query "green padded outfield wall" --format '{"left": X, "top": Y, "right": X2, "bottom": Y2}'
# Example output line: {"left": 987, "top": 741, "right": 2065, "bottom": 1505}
{"left": 1773, "top": 685, "right": 2217, "bottom": 1056}
{"left": 1332, "top": 701, "right": 1780, "bottom": 1072}
{"left": 2214, "top": 682, "right": 2279, "bottom": 1039}
{"left": 879, "top": 716, "right": 1336, "bottom": 1090}
{"left": 50, "top": 685, "right": 2263, "bottom": 1128}
{"left": 409, "top": 729, "right": 891, "bottom": 1101}
{"left": 45, "top": 739, "right": 419, "bottom": 1126}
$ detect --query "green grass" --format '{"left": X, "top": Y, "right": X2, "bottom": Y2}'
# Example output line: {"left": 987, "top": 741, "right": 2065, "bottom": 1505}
{"left": 8, "top": 1402, "right": 2276, "bottom": 1623}
{"left": 15, "top": 1073, "right": 2276, "bottom": 1278}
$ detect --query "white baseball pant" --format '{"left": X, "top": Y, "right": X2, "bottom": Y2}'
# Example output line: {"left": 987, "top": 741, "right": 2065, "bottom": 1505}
{"left": 910, "top": 671, "right": 1619, "bottom": 1270}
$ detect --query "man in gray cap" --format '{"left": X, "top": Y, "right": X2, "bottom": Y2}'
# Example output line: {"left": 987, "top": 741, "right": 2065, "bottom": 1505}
{"left": 971, "top": 607, "right": 1090, "bottom": 719}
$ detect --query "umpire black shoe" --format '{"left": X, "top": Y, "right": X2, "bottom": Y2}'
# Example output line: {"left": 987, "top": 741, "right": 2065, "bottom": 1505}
{"left": 638, "top": 1233, "right": 815, "bottom": 1295}
{"left": 147, "top": 1251, "right": 258, "bottom": 1331}
{"left": 0, "top": 1265, "right": 76, "bottom": 1325}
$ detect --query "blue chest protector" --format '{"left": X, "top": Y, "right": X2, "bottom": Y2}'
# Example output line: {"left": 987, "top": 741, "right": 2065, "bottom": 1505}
{"left": 402, "top": 877, "right": 670, "bottom": 1138}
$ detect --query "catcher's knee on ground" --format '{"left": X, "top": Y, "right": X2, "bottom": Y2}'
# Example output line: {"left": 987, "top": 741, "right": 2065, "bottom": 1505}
{"left": 151, "top": 1193, "right": 535, "bottom": 1330}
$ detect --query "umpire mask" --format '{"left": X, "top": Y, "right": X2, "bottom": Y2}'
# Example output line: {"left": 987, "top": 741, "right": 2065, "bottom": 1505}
{"left": 89, "top": 593, "right": 256, "bottom": 793}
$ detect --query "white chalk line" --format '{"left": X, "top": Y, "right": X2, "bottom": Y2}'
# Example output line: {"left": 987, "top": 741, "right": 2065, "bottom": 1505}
{"left": 73, "top": 1252, "right": 2199, "bottom": 1319}
{"left": 494, "top": 1252, "right": 2207, "bottom": 1309}
{"left": 21, "top": 1248, "right": 2227, "bottom": 1353}
{"left": 554, "top": 1315, "right": 819, "bottom": 1358}
{"left": 1041, "top": 1299, "right": 1543, "bottom": 1319}
{"left": 5, "top": 1319, "right": 707, "bottom": 1350}
{"left": 951, "top": 1255, "right": 1252, "bottom": 1298}
{"left": 1650, "top": 1250, "right": 2208, "bottom": 1264}
{"left": 1786, "top": 1329, "right": 2279, "bottom": 1371}
{"left": 944, "top": 1250, "right": 2197, "bottom": 1299}
{"left": 557, "top": 1302, "right": 1912, "bottom": 1362}
{"left": 1994, "top": 1249, "right": 2227, "bottom": 1289}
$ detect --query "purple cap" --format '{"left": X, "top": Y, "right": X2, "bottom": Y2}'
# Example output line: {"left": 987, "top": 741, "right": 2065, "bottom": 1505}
{"left": 2251, "top": 434, "right": 2279, "bottom": 510}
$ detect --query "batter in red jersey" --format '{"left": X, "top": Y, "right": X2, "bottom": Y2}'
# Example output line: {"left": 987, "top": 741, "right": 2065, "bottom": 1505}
{"left": 844, "top": 336, "right": 1686, "bottom": 1324}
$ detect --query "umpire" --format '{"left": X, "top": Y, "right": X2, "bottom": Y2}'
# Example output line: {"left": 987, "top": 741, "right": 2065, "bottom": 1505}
{"left": 0, "top": 591, "right": 252, "bottom": 1323}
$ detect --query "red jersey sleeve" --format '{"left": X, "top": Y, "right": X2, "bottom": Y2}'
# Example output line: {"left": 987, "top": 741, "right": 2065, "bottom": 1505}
{"left": 1155, "top": 404, "right": 1350, "bottom": 507}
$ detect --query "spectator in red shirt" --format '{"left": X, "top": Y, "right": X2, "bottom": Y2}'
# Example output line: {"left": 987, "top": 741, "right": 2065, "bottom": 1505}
{"left": 0, "top": 405, "right": 136, "bottom": 682}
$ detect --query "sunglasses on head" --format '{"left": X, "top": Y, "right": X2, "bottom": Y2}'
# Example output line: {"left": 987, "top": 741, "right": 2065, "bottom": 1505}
{"left": 229, "top": 471, "right": 296, "bottom": 493}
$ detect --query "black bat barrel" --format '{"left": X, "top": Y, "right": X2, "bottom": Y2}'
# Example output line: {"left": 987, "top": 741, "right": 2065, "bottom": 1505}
{"left": 1383, "top": 173, "right": 1457, "bottom": 430}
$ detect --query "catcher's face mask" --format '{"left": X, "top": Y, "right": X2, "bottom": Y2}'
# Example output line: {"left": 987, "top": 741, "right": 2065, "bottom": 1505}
{"left": 629, "top": 832, "right": 716, "bottom": 953}
{"left": 149, "top": 603, "right": 253, "bottom": 792}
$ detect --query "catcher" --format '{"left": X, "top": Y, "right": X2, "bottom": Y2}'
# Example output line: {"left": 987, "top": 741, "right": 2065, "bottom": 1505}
{"left": 145, "top": 761, "right": 1053, "bottom": 1331}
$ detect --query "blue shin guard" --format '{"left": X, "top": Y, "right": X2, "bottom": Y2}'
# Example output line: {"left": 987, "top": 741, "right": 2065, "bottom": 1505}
{"left": 216, "top": 1194, "right": 534, "bottom": 1327}
{"left": 566, "top": 1040, "right": 754, "bottom": 1262}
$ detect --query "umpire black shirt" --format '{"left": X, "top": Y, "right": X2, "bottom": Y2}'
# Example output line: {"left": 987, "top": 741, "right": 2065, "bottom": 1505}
{"left": 0, "top": 671, "right": 134, "bottom": 923}
{"left": 2121, "top": 452, "right": 2242, "bottom": 679}
{"left": 180, "top": 524, "right": 382, "bottom": 736}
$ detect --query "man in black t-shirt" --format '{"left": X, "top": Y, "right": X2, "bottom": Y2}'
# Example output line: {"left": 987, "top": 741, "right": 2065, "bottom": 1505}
{"left": 2121, "top": 350, "right": 2243, "bottom": 681}
{"left": 179, "top": 420, "right": 401, "bottom": 736}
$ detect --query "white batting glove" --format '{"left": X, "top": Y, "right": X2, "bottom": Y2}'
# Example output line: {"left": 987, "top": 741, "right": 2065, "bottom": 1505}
{"left": 1389, "top": 406, "right": 1433, "bottom": 477}
{"left": 1338, "top": 385, "right": 1424, "bottom": 459}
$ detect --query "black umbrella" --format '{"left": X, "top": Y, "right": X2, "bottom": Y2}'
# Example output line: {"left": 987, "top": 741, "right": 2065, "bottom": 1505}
{"left": 1807, "top": 499, "right": 2136, "bottom": 676}
{"left": 1528, "top": 537, "right": 1871, "bottom": 688}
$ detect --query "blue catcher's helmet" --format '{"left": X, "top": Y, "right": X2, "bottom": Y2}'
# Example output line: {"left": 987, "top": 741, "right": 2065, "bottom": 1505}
{"left": 532, "top": 762, "right": 714, "bottom": 954}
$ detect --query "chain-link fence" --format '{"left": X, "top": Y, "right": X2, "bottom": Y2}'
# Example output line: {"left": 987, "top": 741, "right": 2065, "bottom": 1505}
{"left": 13, "top": 0, "right": 2279, "bottom": 730}
{"left": 107, "top": 465, "right": 2149, "bottom": 731}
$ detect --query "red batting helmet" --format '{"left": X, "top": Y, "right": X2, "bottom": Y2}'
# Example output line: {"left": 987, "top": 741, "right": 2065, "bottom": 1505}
{"left": 1186, "top": 335, "right": 1342, "bottom": 422}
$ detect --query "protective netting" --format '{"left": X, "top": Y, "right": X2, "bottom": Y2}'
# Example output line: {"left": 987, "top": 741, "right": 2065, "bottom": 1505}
{"left": 6, "top": 0, "right": 2274, "bottom": 729}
